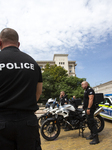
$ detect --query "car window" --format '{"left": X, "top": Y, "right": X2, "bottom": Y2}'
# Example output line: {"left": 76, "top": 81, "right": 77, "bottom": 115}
{"left": 99, "top": 98, "right": 105, "bottom": 104}
{"left": 99, "top": 97, "right": 112, "bottom": 105}
{"left": 104, "top": 98, "right": 111, "bottom": 105}
{"left": 99, "top": 101, "right": 104, "bottom": 104}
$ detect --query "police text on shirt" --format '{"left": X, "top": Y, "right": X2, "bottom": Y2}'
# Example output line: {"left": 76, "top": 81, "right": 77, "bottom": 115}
{"left": 0, "top": 63, "right": 34, "bottom": 71}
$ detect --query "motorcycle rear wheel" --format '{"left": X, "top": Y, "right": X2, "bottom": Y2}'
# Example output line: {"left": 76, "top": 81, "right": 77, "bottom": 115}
{"left": 41, "top": 119, "right": 60, "bottom": 141}
{"left": 94, "top": 115, "right": 104, "bottom": 133}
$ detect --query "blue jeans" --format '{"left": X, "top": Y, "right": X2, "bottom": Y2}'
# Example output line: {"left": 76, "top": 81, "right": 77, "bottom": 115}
{"left": 0, "top": 111, "right": 42, "bottom": 150}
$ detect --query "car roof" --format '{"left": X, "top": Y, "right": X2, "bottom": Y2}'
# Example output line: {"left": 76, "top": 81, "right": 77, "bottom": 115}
{"left": 104, "top": 94, "right": 112, "bottom": 96}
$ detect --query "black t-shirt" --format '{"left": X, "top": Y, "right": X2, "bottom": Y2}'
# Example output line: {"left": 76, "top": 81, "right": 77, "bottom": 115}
{"left": 59, "top": 94, "right": 68, "bottom": 105}
{"left": 83, "top": 86, "right": 95, "bottom": 109}
{"left": 0, "top": 46, "right": 42, "bottom": 112}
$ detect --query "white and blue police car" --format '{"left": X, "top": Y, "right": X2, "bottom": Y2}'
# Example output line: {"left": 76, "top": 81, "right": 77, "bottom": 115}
{"left": 99, "top": 94, "right": 112, "bottom": 120}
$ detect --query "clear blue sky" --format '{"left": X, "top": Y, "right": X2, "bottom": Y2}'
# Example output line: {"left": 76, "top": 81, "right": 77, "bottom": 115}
{"left": 69, "top": 35, "right": 112, "bottom": 87}
{"left": 0, "top": 0, "right": 112, "bottom": 87}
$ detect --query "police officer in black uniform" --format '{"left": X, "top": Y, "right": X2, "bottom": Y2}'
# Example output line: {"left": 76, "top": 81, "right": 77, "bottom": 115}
{"left": 59, "top": 91, "right": 71, "bottom": 131}
{"left": 59, "top": 91, "right": 68, "bottom": 105}
{"left": 0, "top": 28, "right": 42, "bottom": 150}
{"left": 81, "top": 81, "right": 99, "bottom": 145}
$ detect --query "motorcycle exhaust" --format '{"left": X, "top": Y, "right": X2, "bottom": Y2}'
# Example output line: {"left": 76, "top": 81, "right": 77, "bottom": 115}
{"left": 94, "top": 107, "right": 104, "bottom": 117}
{"left": 65, "top": 120, "right": 73, "bottom": 127}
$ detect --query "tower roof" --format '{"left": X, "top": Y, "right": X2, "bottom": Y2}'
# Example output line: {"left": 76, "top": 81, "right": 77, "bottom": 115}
{"left": 53, "top": 54, "right": 68, "bottom": 61}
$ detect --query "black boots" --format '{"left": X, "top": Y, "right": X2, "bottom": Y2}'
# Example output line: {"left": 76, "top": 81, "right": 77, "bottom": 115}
{"left": 89, "top": 134, "right": 99, "bottom": 145}
{"left": 86, "top": 134, "right": 99, "bottom": 144}
{"left": 86, "top": 134, "right": 94, "bottom": 140}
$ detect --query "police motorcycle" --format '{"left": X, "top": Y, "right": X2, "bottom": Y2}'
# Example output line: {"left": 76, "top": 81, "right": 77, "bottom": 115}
{"left": 40, "top": 99, "right": 104, "bottom": 141}
{"left": 38, "top": 98, "right": 59, "bottom": 128}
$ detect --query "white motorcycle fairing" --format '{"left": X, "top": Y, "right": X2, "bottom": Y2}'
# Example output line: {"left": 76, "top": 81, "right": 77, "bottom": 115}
{"left": 55, "top": 104, "right": 75, "bottom": 118}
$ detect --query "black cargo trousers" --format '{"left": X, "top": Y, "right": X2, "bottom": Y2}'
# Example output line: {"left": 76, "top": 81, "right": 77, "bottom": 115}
{"left": 0, "top": 111, "right": 42, "bottom": 150}
{"left": 85, "top": 109, "right": 98, "bottom": 135}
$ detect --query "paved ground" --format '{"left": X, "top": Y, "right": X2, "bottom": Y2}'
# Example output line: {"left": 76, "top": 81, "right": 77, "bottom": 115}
{"left": 36, "top": 108, "right": 112, "bottom": 150}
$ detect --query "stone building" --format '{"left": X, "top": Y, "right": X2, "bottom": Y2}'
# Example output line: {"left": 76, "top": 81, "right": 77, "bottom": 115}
{"left": 93, "top": 80, "right": 112, "bottom": 95}
{"left": 37, "top": 54, "right": 77, "bottom": 76}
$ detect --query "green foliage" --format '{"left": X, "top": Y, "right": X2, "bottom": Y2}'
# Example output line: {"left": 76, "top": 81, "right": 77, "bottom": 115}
{"left": 40, "top": 71, "right": 54, "bottom": 100}
{"left": 42, "top": 63, "right": 68, "bottom": 82}
{"left": 59, "top": 76, "right": 85, "bottom": 99}
{"left": 40, "top": 63, "right": 86, "bottom": 101}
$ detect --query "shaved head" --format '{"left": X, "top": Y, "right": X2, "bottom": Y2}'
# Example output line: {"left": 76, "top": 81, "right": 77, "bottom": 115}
{"left": 0, "top": 28, "right": 19, "bottom": 43}
{"left": 60, "top": 91, "right": 65, "bottom": 95}
{"left": 73, "top": 95, "right": 76, "bottom": 99}
{"left": 0, "top": 28, "right": 20, "bottom": 50}
{"left": 81, "top": 81, "right": 89, "bottom": 89}
{"left": 60, "top": 91, "right": 65, "bottom": 98}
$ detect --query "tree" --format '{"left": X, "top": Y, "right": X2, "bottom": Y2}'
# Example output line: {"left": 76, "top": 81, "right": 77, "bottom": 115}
{"left": 58, "top": 76, "right": 85, "bottom": 99}
{"left": 42, "top": 63, "right": 68, "bottom": 82}
{"left": 40, "top": 64, "right": 68, "bottom": 100}
{"left": 39, "top": 63, "right": 86, "bottom": 102}
{"left": 41, "top": 71, "right": 54, "bottom": 100}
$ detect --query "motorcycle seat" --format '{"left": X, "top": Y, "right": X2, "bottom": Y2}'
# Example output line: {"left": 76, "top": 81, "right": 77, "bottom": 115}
{"left": 76, "top": 108, "right": 83, "bottom": 112}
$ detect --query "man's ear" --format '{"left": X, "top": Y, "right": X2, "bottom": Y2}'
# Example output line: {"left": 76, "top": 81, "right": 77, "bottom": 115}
{"left": 18, "top": 42, "right": 20, "bottom": 47}
{"left": 0, "top": 40, "right": 2, "bottom": 50}
{"left": 0, "top": 40, "right": 2, "bottom": 46}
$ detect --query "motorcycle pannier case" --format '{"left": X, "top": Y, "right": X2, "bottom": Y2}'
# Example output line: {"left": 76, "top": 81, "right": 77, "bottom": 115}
{"left": 95, "top": 93, "right": 104, "bottom": 104}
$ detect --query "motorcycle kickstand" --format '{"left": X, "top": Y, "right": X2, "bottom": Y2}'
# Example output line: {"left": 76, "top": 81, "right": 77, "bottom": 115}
{"left": 79, "top": 127, "right": 85, "bottom": 138}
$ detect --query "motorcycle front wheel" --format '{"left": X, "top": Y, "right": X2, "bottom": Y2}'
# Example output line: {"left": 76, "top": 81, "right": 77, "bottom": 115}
{"left": 41, "top": 119, "right": 60, "bottom": 141}
{"left": 38, "top": 115, "right": 47, "bottom": 128}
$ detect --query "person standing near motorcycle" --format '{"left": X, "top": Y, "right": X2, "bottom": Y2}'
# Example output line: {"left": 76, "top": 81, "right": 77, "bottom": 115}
{"left": 73, "top": 95, "right": 76, "bottom": 99}
{"left": 59, "top": 91, "right": 71, "bottom": 131}
{"left": 59, "top": 91, "right": 68, "bottom": 105}
{"left": 81, "top": 81, "right": 99, "bottom": 145}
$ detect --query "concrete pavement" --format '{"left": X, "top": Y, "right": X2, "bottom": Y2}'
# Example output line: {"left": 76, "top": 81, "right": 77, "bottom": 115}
{"left": 40, "top": 120, "right": 112, "bottom": 150}
{"left": 36, "top": 107, "right": 112, "bottom": 150}
{"left": 35, "top": 107, "right": 46, "bottom": 117}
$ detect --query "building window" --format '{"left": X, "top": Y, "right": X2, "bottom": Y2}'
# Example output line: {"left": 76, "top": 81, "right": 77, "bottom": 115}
{"left": 59, "top": 62, "right": 65, "bottom": 65}
{"left": 69, "top": 65, "right": 72, "bottom": 69}
{"left": 70, "top": 70, "right": 72, "bottom": 73}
